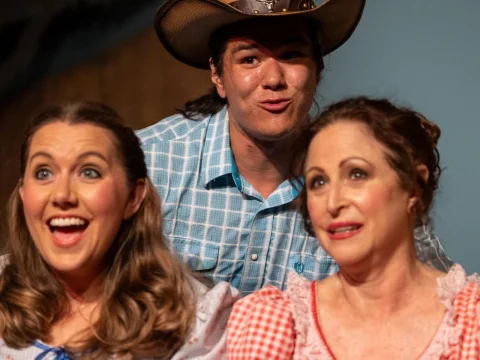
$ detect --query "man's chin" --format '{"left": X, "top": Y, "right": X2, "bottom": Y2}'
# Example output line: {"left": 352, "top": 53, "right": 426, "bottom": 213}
{"left": 252, "top": 127, "right": 298, "bottom": 145}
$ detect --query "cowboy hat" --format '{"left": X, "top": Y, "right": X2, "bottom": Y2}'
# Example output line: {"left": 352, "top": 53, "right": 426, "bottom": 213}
{"left": 155, "top": 0, "right": 366, "bottom": 69}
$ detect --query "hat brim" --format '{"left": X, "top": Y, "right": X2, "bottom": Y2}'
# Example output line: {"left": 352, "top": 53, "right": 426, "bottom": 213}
{"left": 155, "top": 0, "right": 366, "bottom": 69}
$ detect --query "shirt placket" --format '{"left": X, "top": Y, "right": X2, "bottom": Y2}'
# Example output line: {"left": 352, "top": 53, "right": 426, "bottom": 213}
{"left": 239, "top": 203, "right": 273, "bottom": 295}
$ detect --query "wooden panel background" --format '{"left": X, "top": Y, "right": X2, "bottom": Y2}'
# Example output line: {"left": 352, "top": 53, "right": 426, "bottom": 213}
{"left": 0, "top": 28, "right": 212, "bottom": 231}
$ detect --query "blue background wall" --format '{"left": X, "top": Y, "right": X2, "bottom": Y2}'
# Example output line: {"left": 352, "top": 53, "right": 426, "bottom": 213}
{"left": 2, "top": 0, "right": 478, "bottom": 272}
{"left": 318, "top": 0, "right": 480, "bottom": 273}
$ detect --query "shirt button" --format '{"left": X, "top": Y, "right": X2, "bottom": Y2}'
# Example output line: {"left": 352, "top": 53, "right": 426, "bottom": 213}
{"left": 251, "top": 254, "right": 258, "bottom": 261}
{"left": 294, "top": 262, "right": 305, "bottom": 274}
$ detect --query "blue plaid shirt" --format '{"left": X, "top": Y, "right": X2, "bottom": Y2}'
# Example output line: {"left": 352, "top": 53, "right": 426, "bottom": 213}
{"left": 137, "top": 107, "right": 452, "bottom": 296}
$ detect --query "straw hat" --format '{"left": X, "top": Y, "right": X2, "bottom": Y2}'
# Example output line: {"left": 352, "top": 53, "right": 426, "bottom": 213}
{"left": 155, "top": 0, "right": 366, "bottom": 69}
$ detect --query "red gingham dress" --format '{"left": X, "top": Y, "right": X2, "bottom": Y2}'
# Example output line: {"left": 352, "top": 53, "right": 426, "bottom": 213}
{"left": 227, "top": 265, "right": 480, "bottom": 359}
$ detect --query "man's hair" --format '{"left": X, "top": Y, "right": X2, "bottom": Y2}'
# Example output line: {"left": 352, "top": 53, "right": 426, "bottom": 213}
{"left": 0, "top": 101, "right": 196, "bottom": 359}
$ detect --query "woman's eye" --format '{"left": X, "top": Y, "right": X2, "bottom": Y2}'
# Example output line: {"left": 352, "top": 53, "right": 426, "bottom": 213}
{"left": 350, "top": 168, "right": 368, "bottom": 180}
{"left": 35, "top": 169, "right": 52, "bottom": 181}
{"left": 309, "top": 176, "right": 326, "bottom": 189}
{"left": 81, "top": 168, "right": 101, "bottom": 179}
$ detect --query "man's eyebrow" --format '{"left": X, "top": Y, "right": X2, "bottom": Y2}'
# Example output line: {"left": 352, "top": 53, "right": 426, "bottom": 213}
{"left": 282, "top": 37, "right": 310, "bottom": 46}
{"left": 231, "top": 37, "right": 310, "bottom": 55}
{"left": 231, "top": 43, "right": 259, "bottom": 54}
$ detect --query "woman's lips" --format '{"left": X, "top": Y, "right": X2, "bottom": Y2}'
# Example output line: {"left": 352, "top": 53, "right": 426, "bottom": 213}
{"left": 327, "top": 227, "right": 363, "bottom": 240}
{"left": 326, "top": 223, "right": 364, "bottom": 241}
{"left": 50, "top": 225, "right": 88, "bottom": 248}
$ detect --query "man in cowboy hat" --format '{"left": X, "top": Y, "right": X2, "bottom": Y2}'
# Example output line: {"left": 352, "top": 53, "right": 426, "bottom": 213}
{"left": 137, "top": 0, "right": 452, "bottom": 296}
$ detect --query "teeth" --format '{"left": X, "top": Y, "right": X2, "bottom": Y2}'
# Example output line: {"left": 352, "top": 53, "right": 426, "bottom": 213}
{"left": 49, "top": 217, "right": 86, "bottom": 227}
{"left": 332, "top": 226, "right": 359, "bottom": 233}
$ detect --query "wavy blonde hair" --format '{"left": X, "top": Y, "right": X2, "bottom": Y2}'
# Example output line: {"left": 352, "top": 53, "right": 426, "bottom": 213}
{"left": 0, "top": 101, "right": 196, "bottom": 359}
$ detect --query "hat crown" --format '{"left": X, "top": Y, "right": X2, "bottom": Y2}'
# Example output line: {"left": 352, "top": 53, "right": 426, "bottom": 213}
{"left": 232, "top": 0, "right": 315, "bottom": 14}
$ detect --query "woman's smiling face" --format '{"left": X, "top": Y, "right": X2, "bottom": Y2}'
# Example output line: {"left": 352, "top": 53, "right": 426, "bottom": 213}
{"left": 20, "top": 121, "right": 138, "bottom": 279}
{"left": 304, "top": 120, "right": 415, "bottom": 268}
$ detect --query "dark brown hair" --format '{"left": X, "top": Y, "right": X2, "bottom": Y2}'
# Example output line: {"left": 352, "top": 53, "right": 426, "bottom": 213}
{"left": 179, "top": 17, "right": 324, "bottom": 119}
{"left": 0, "top": 101, "right": 196, "bottom": 359}
{"left": 295, "top": 96, "right": 442, "bottom": 236}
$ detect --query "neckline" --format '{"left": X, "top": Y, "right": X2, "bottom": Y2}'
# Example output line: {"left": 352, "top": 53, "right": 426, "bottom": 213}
{"left": 308, "top": 268, "right": 458, "bottom": 360}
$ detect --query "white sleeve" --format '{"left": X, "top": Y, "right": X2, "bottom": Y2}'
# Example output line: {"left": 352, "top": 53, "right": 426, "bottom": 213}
{"left": 172, "top": 280, "right": 241, "bottom": 360}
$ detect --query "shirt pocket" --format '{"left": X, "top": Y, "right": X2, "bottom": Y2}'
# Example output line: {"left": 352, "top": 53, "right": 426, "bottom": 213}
{"left": 171, "top": 237, "right": 219, "bottom": 272}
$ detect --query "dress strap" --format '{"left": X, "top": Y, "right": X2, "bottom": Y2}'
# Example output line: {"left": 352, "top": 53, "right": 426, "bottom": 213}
{"left": 33, "top": 341, "right": 72, "bottom": 360}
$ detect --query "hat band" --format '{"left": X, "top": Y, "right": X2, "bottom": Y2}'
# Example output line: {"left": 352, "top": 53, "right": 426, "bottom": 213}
{"left": 233, "top": 0, "right": 315, "bottom": 14}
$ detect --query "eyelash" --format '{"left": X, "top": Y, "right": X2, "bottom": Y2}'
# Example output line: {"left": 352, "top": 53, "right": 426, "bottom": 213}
{"left": 308, "top": 168, "right": 368, "bottom": 189}
{"left": 350, "top": 168, "right": 368, "bottom": 180}
{"left": 33, "top": 166, "right": 102, "bottom": 181}
{"left": 80, "top": 167, "right": 101, "bottom": 179}
{"left": 240, "top": 51, "right": 305, "bottom": 64}
{"left": 240, "top": 56, "right": 258, "bottom": 64}
{"left": 282, "top": 51, "right": 304, "bottom": 60}
{"left": 308, "top": 175, "right": 326, "bottom": 189}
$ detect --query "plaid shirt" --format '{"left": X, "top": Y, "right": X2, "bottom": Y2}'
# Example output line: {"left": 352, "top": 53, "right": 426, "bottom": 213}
{"left": 137, "top": 107, "right": 453, "bottom": 296}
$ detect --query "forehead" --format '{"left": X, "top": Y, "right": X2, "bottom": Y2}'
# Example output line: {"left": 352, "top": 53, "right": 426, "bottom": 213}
{"left": 307, "top": 121, "right": 388, "bottom": 165}
{"left": 223, "top": 17, "right": 313, "bottom": 49}
{"left": 29, "top": 121, "right": 117, "bottom": 158}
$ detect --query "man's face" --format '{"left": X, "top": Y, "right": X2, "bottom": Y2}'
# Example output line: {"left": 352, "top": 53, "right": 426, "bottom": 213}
{"left": 211, "top": 18, "right": 322, "bottom": 142}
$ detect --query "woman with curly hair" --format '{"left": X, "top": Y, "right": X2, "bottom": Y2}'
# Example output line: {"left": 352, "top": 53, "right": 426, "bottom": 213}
{"left": 0, "top": 101, "right": 238, "bottom": 359}
{"left": 227, "top": 97, "right": 479, "bottom": 359}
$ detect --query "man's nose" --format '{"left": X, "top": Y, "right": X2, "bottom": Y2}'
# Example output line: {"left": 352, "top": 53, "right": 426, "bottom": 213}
{"left": 261, "top": 58, "right": 287, "bottom": 91}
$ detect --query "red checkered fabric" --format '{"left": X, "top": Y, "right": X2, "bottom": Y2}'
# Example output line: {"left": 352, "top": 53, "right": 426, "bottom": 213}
{"left": 447, "top": 280, "right": 480, "bottom": 359}
{"left": 227, "top": 274, "right": 480, "bottom": 360}
{"left": 227, "top": 286, "right": 296, "bottom": 359}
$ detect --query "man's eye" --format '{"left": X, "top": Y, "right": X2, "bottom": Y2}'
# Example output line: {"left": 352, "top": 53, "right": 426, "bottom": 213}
{"left": 282, "top": 51, "right": 304, "bottom": 60}
{"left": 241, "top": 56, "right": 258, "bottom": 64}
